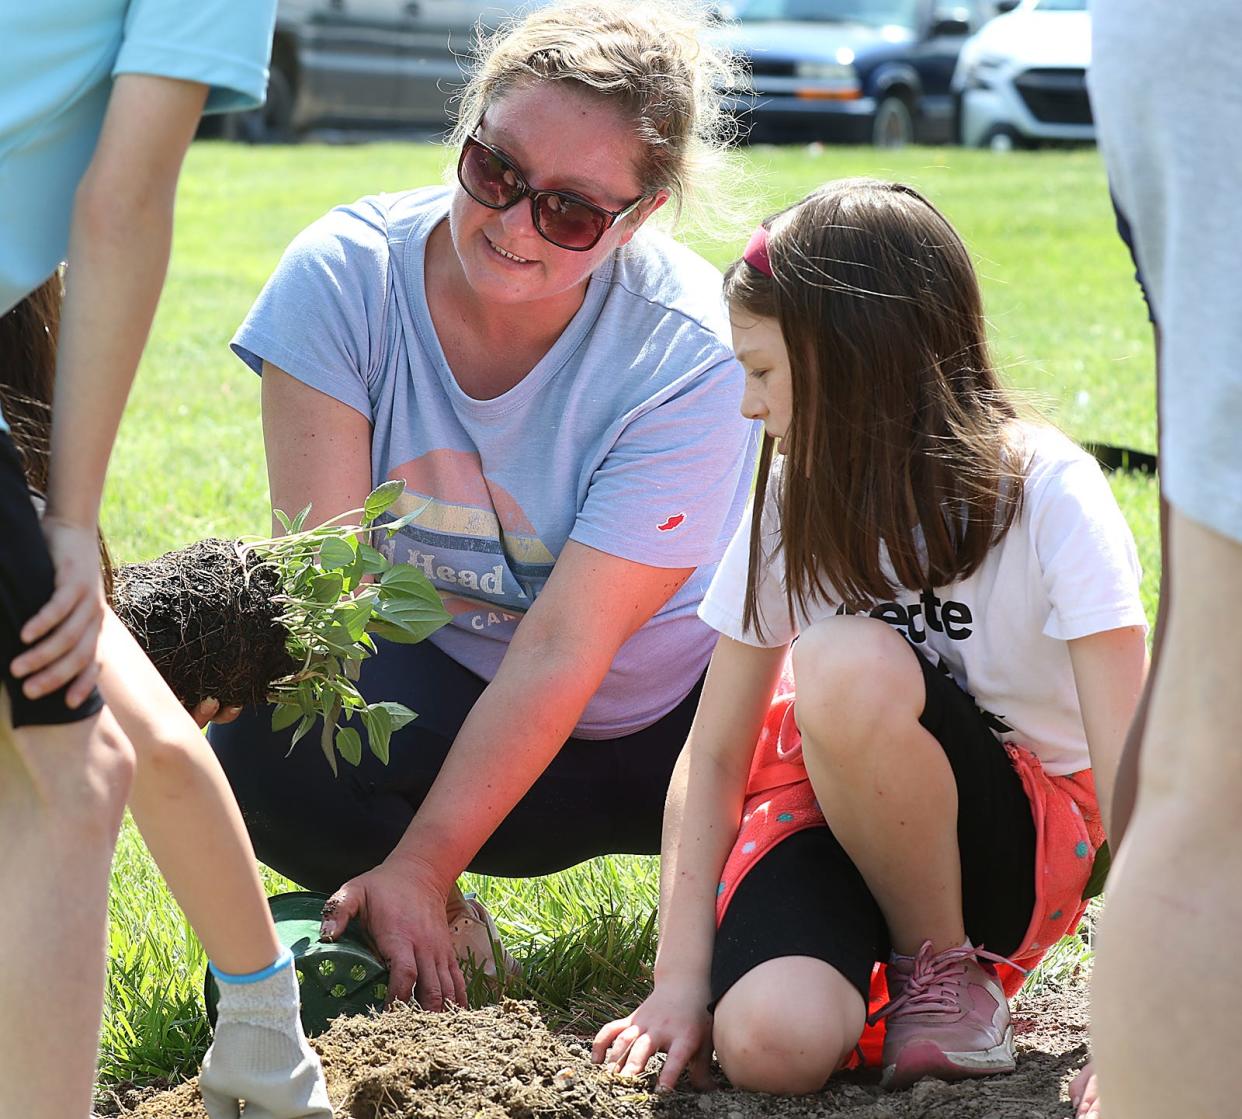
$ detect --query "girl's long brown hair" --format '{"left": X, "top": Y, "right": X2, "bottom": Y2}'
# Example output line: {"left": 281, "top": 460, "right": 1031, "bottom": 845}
{"left": 0, "top": 273, "right": 114, "bottom": 598}
{"left": 726, "top": 179, "right": 1026, "bottom": 639}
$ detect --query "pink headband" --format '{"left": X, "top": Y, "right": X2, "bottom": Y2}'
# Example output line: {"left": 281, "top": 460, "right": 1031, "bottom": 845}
{"left": 743, "top": 225, "right": 773, "bottom": 277}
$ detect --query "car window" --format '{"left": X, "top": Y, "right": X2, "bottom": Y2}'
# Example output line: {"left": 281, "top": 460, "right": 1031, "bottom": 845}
{"left": 730, "top": 0, "right": 923, "bottom": 30}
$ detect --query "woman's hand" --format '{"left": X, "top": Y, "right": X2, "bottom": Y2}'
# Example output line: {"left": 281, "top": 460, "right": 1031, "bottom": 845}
{"left": 189, "top": 699, "right": 243, "bottom": 729}
{"left": 592, "top": 980, "right": 715, "bottom": 1092}
{"left": 319, "top": 854, "right": 467, "bottom": 1011}
{"left": 11, "top": 516, "right": 105, "bottom": 706}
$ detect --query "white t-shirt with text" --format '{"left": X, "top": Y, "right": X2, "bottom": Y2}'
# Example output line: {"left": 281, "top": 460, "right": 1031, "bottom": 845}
{"left": 699, "top": 424, "right": 1147, "bottom": 776}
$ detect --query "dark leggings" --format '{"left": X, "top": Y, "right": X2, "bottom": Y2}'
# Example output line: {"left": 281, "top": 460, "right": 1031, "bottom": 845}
{"left": 0, "top": 431, "right": 103, "bottom": 727}
{"left": 710, "top": 649, "right": 1038, "bottom": 1006}
{"left": 210, "top": 638, "right": 703, "bottom": 891}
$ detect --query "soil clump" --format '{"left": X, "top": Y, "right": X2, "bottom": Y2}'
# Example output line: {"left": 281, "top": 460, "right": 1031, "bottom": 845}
{"left": 111, "top": 538, "right": 294, "bottom": 709}
{"left": 117, "top": 986, "right": 1090, "bottom": 1119}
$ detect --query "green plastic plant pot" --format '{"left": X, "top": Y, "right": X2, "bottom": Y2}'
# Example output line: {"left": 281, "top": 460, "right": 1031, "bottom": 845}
{"left": 203, "top": 890, "right": 389, "bottom": 1037}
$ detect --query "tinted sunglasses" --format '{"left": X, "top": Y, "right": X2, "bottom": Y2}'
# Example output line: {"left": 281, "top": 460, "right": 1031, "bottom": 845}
{"left": 457, "top": 132, "right": 647, "bottom": 252}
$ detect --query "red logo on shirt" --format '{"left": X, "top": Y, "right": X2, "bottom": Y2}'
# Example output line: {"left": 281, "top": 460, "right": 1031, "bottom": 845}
{"left": 657, "top": 513, "right": 686, "bottom": 532}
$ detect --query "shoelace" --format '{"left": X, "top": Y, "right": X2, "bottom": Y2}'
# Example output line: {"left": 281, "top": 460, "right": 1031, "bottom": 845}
{"left": 867, "top": 940, "right": 1026, "bottom": 1027}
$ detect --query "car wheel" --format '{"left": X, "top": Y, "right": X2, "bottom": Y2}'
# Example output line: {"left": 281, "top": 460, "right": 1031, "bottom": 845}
{"left": 223, "top": 56, "right": 296, "bottom": 144}
{"left": 873, "top": 94, "right": 914, "bottom": 148}
{"left": 980, "top": 124, "right": 1024, "bottom": 152}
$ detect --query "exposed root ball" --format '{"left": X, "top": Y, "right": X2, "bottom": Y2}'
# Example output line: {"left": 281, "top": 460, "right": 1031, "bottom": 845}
{"left": 112, "top": 538, "right": 295, "bottom": 709}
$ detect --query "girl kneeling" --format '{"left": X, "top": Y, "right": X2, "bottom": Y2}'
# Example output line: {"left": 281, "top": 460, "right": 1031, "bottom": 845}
{"left": 594, "top": 179, "right": 1147, "bottom": 1094}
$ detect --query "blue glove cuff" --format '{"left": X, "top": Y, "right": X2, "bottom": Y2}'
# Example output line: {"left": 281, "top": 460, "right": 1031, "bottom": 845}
{"left": 209, "top": 946, "right": 294, "bottom": 985}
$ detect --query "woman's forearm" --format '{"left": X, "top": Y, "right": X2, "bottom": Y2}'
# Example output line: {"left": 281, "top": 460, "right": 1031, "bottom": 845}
{"left": 386, "top": 641, "right": 604, "bottom": 891}
{"left": 98, "top": 613, "right": 280, "bottom": 974}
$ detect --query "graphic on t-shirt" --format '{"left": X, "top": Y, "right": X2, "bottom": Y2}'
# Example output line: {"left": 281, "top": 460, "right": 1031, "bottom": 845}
{"left": 382, "top": 450, "right": 556, "bottom": 634}
{"left": 835, "top": 590, "right": 974, "bottom": 643}
{"left": 657, "top": 513, "right": 686, "bottom": 532}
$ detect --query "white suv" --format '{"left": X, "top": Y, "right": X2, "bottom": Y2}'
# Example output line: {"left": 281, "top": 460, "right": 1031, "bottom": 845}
{"left": 952, "top": 0, "right": 1092, "bottom": 150}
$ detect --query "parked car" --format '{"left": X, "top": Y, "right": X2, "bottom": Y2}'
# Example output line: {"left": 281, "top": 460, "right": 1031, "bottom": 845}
{"left": 953, "top": 0, "right": 1093, "bottom": 150}
{"left": 707, "top": 0, "right": 1003, "bottom": 146}
{"left": 206, "top": 0, "right": 533, "bottom": 141}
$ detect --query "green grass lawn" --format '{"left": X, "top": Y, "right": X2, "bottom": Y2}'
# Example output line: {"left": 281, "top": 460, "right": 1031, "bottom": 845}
{"left": 99, "top": 140, "right": 1157, "bottom": 1090}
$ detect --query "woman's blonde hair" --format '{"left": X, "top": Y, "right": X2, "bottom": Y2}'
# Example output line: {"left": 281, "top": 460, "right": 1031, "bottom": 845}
{"left": 449, "top": 0, "right": 745, "bottom": 232}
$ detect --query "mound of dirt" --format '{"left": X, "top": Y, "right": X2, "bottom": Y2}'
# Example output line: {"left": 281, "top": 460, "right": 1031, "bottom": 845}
{"left": 116, "top": 983, "right": 1091, "bottom": 1119}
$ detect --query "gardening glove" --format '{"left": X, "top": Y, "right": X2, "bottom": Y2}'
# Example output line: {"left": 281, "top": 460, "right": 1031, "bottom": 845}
{"left": 199, "top": 949, "right": 333, "bottom": 1119}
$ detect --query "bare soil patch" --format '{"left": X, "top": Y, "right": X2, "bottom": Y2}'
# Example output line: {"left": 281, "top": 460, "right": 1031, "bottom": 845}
{"left": 110, "top": 983, "right": 1090, "bottom": 1119}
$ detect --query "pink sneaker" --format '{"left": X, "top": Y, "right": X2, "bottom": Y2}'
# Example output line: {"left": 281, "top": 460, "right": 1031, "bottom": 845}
{"left": 871, "top": 940, "right": 1018, "bottom": 1090}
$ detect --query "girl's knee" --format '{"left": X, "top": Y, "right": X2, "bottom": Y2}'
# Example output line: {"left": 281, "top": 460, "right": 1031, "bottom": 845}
{"left": 792, "top": 615, "right": 922, "bottom": 732}
{"left": 713, "top": 960, "right": 864, "bottom": 1095}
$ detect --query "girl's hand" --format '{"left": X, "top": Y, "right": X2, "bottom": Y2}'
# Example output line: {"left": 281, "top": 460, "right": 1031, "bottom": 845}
{"left": 592, "top": 981, "right": 715, "bottom": 1092}
{"left": 12, "top": 516, "right": 105, "bottom": 706}
{"left": 1070, "top": 1060, "right": 1102, "bottom": 1117}
{"left": 319, "top": 854, "right": 467, "bottom": 1011}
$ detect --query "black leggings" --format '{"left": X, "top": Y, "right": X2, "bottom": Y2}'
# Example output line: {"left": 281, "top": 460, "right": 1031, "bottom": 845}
{"left": 710, "top": 649, "right": 1037, "bottom": 1007}
{"left": 0, "top": 431, "right": 103, "bottom": 727}
{"left": 210, "top": 638, "right": 703, "bottom": 891}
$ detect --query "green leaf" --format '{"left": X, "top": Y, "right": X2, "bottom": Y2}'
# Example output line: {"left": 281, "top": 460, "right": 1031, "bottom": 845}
{"left": 336, "top": 727, "right": 363, "bottom": 767}
{"left": 369, "top": 586, "right": 451, "bottom": 645}
{"left": 382, "top": 502, "right": 431, "bottom": 536}
{"left": 339, "top": 595, "right": 376, "bottom": 642}
{"left": 310, "top": 572, "right": 344, "bottom": 604}
{"left": 358, "top": 543, "right": 389, "bottom": 575}
{"left": 379, "top": 564, "right": 432, "bottom": 593}
{"left": 363, "top": 480, "right": 406, "bottom": 524}
{"left": 290, "top": 502, "right": 313, "bottom": 534}
{"left": 366, "top": 720, "right": 391, "bottom": 765}
{"left": 271, "top": 703, "right": 302, "bottom": 732}
{"left": 319, "top": 699, "right": 342, "bottom": 777}
{"left": 296, "top": 680, "right": 318, "bottom": 717}
{"left": 290, "top": 713, "right": 315, "bottom": 749}
{"left": 274, "top": 508, "right": 293, "bottom": 533}
{"left": 319, "top": 537, "right": 357, "bottom": 571}
{"left": 327, "top": 677, "right": 364, "bottom": 707}
{"left": 1082, "top": 839, "right": 1111, "bottom": 901}
{"left": 369, "top": 700, "right": 417, "bottom": 732}
{"left": 287, "top": 561, "right": 314, "bottom": 596}
{"left": 317, "top": 622, "right": 360, "bottom": 657}
{"left": 320, "top": 734, "right": 339, "bottom": 776}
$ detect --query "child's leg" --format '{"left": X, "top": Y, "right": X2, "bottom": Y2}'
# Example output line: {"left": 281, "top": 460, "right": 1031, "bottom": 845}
{"left": 791, "top": 615, "right": 1034, "bottom": 955}
{"left": 96, "top": 611, "right": 281, "bottom": 974}
{"left": 710, "top": 829, "right": 880, "bottom": 1094}
{"left": 0, "top": 430, "right": 128, "bottom": 1119}
{"left": 791, "top": 615, "right": 1036, "bottom": 1088}
{"left": 714, "top": 957, "right": 865, "bottom": 1094}
{"left": 96, "top": 612, "right": 332, "bottom": 1117}
{"left": 1092, "top": 510, "right": 1242, "bottom": 1117}
{"left": 0, "top": 702, "right": 134, "bottom": 1119}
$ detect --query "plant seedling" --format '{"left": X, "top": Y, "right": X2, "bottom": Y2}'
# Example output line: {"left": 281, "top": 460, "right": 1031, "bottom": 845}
{"left": 113, "top": 480, "right": 450, "bottom": 773}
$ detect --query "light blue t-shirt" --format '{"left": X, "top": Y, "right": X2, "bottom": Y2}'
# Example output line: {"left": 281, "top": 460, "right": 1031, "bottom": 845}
{"left": 0, "top": 0, "right": 277, "bottom": 318}
{"left": 233, "top": 188, "right": 759, "bottom": 738}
